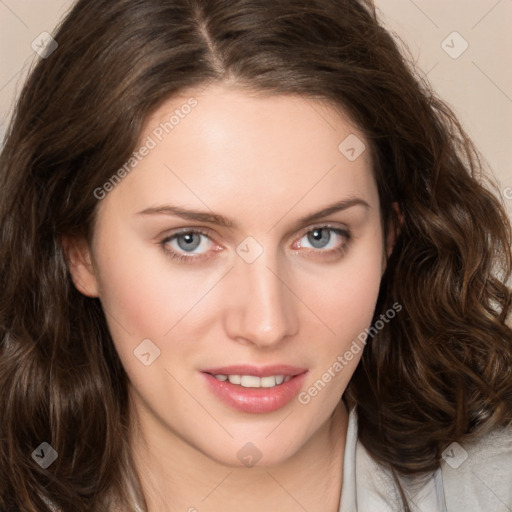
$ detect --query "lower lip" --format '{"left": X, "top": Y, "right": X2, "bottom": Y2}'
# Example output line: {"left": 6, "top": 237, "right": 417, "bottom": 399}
{"left": 202, "top": 372, "right": 308, "bottom": 413}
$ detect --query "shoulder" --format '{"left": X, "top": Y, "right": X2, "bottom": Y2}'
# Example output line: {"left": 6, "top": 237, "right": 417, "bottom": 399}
{"left": 440, "top": 424, "right": 512, "bottom": 512}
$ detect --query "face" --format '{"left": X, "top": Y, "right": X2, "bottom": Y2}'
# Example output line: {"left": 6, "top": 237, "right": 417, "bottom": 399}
{"left": 68, "top": 83, "right": 393, "bottom": 468}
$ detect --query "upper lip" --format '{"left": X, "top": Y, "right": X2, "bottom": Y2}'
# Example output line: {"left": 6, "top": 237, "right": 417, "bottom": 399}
{"left": 202, "top": 365, "right": 308, "bottom": 377}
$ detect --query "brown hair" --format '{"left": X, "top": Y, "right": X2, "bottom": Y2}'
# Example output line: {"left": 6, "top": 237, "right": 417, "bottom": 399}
{"left": 1, "top": 0, "right": 511, "bottom": 510}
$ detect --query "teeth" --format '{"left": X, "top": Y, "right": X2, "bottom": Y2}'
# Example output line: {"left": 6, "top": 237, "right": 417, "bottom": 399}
{"left": 260, "top": 376, "right": 277, "bottom": 388}
{"left": 240, "top": 375, "right": 260, "bottom": 388}
{"left": 212, "top": 374, "right": 292, "bottom": 388}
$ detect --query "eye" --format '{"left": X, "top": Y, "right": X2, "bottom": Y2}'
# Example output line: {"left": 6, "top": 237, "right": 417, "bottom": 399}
{"left": 160, "top": 229, "right": 219, "bottom": 263}
{"left": 293, "top": 225, "right": 351, "bottom": 258}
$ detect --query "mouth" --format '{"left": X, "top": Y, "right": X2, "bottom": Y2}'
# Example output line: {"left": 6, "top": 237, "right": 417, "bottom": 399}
{"left": 201, "top": 365, "right": 308, "bottom": 413}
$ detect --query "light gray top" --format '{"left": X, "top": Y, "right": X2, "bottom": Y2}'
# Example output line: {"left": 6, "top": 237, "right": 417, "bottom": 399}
{"left": 340, "top": 408, "right": 512, "bottom": 511}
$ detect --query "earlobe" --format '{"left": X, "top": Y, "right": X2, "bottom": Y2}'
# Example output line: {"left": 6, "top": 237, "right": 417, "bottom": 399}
{"left": 60, "top": 236, "right": 100, "bottom": 298}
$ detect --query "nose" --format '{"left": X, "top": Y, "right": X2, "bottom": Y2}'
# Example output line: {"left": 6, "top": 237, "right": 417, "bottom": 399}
{"left": 223, "top": 253, "right": 299, "bottom": 349}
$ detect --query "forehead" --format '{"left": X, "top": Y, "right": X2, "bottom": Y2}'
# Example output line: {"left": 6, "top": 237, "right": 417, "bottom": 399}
{"left": 99, "top": 83, "right": 378, "bottom": 226}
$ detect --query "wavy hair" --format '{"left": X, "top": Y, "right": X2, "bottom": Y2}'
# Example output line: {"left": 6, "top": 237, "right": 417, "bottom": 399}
{"left": 1, "top": 0, "right": 511, "bottom": 510}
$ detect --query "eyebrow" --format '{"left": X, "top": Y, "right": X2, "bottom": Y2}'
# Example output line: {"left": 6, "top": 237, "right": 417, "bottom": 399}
{"left": 136, "top": 197, "right": 370, "bottom": 229}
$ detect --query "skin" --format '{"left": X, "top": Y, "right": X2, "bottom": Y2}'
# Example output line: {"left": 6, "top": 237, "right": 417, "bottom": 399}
{"left": 66, "top": 83, "right": 397, "bottom": 512}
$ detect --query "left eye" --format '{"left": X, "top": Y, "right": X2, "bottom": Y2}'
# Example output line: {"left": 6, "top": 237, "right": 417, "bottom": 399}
{"left": 297, "top": 227, "right": 347, "bottom": 250}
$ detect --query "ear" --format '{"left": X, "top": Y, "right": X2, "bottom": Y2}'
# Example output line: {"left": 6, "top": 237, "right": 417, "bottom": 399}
{"left": 60, "top": 236, "right": 100, "bottom": 297}
{"left": 382, "top": 202, "right": 403, "bottom": 271}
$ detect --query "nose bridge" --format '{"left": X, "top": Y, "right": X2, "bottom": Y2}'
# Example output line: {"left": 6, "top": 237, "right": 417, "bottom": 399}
{"left": 225, "top": 247, "right": 298, "bottom": 347}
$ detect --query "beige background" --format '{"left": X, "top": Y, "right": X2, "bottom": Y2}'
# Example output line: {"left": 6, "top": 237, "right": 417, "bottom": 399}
{"left": 1, "top": 0, "right": 511, "bottom": 217}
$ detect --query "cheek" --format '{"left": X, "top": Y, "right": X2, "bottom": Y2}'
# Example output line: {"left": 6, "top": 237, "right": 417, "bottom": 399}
{"left": 290, "top": 227, "right": 384, "bottom": 398}
{"left": 93, "top": 223, "right": 214, "bottom": 338}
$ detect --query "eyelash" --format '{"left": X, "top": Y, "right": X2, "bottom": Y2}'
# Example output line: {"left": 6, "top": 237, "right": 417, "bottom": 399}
{"left": 159, "top": 225, "right": 352, "bottom": 264}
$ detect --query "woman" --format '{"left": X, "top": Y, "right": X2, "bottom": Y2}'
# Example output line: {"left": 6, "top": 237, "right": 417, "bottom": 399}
{"left": 1, "top": 0, "right": 511, "bottom": 511}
